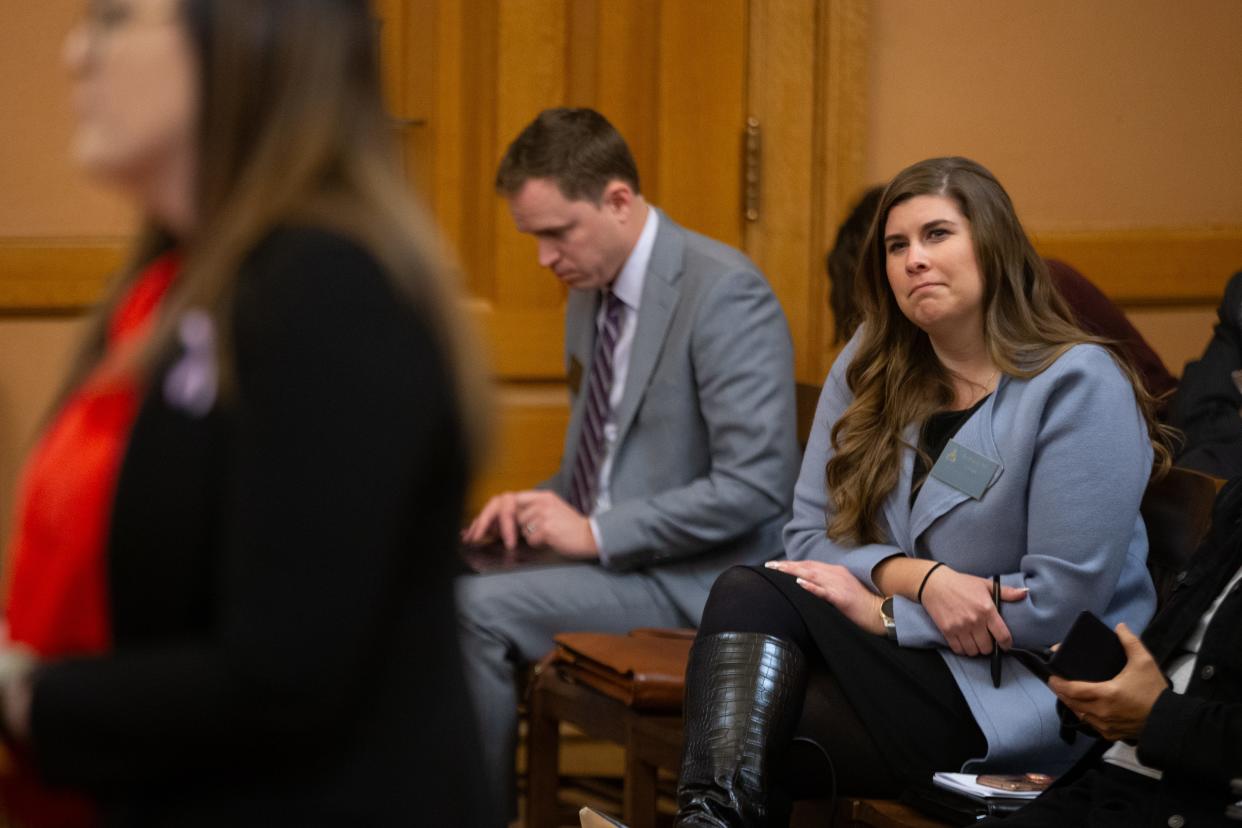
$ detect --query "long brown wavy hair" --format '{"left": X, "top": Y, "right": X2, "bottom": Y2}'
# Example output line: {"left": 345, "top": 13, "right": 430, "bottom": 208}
{"left": 825, "top": 156, "right": 1171, "bottom": 544}
{"left": 58, "top": 0, "right": 488, "bottom": 464}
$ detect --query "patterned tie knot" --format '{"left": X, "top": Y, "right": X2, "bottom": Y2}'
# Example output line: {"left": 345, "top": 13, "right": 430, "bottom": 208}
{"left": 604, "top": 289, "right": 625, "bottom": 321}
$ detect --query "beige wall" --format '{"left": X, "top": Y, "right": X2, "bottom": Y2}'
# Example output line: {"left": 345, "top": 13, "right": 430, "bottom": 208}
{"left": 0, "top": 319, "right": 85, "bottom": 544}
{"left": 865, "top": 0, "right": 1242, "bottom": 374}
{"left": 866, "top": 0, "right": 1242, "bottom": 230}
{"left": 1, "top": 4, "right": 133, "bottom": 237}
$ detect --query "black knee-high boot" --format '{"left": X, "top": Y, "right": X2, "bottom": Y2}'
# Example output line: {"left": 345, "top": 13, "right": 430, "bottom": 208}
{"left": 674, "top": 632, "right": 808, "bottom": 827}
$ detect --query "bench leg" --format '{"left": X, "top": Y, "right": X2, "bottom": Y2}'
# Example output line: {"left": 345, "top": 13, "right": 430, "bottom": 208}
{"left": 623, "top": 752, "right": 659, "bottom": 828}
{"left": 526, "top": 692, "right": 562, "bottom": 828}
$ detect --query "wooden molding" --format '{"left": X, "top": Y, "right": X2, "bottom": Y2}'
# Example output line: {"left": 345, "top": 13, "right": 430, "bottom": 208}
{"left": 812, "top": 0, "right": 870, "bottom": 382}
{"left": 0, "top": 238, "right": 126, "bottom": 312}
{"left": 2, "top": 226, "right": 1238, "bottom": 316}
{"left": 1032, "top": 226, "right": 1242, "bottom": 306}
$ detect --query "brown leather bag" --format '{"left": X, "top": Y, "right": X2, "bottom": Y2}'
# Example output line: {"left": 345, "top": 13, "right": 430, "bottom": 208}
{"left": 550, "top": 628, "right": 695, "bottom": 712}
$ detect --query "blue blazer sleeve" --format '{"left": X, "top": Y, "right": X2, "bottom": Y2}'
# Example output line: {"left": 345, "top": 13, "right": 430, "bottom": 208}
{"left": 782, "top": 332, "right": 905, "bottom": 589}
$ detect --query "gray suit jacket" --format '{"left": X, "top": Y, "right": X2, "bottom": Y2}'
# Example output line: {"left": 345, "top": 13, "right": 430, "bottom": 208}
{"left": 545, "top": 209, "right": 798, "bottom": 621}
{"left": 786, "top": 331, "right": 1158, "bottom": 773}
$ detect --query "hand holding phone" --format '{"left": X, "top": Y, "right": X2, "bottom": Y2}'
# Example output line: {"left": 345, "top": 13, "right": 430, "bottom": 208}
{"left": 1009, "top": 611, "right": 1127, "bottom": 683}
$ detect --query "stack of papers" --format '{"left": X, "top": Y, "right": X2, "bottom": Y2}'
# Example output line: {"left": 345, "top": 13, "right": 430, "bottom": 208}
{"left": 932, "top": 772, "right": 1044, "bottom": 800}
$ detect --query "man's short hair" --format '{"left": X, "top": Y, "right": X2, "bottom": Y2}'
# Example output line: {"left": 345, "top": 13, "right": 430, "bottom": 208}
{"left": 495, "top": 107, "right": 641, "bottom": 203}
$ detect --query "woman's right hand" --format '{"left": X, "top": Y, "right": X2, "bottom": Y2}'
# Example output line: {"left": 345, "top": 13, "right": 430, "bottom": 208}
{"left": 920, "top": 566, "right": 1026, "bottom": 656}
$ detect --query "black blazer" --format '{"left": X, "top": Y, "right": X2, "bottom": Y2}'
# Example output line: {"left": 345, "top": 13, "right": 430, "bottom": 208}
{"left": 1051, "top": 476, "right": 1242, "bottom": 826}
{"left": 1130, "top": 475, "right": 1242, "bottom": 824}
{"left": 26, "top": 228, "right": 489, "bottom": 826}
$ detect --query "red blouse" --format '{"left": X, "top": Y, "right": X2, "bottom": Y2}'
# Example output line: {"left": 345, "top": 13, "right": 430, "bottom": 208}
{"left": 0, "top": 253, "right": 177, "bottom": 827}
{"left": 5, "top": 252, "right": 179, "bottom": 657}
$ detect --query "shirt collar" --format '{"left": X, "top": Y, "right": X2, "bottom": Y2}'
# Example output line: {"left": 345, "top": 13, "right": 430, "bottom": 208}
{"left": 608, "top": 206, "right": 658, "bottom": 311}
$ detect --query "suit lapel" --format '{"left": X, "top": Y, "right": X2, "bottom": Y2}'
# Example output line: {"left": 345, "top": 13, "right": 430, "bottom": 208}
{"left": 613, "top": 212, "right": 684, "bottom": 448}
{"left": 908, "top": 381, "right": 1006, "bottom": 544}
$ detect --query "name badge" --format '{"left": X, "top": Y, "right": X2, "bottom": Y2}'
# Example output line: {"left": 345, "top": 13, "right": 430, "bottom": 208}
{"left": 567, "top": 356, "right": 584, "bottom": 395}
{"left": 929, "top": 439, "right": 999, "bottom": 500}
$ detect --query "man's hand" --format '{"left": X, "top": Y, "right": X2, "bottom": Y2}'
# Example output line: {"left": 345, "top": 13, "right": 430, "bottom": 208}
{"left": 765, "top": 560, "right": 886, "bottom": 635}
{"left": 462, "top": 492, "right": 522, "bottom": 550}
{"left": 515, "top": 491, "right": 599, "bottom": 558}
{"left": 1049, "top": 623, "right": 1168, "bottom": 742}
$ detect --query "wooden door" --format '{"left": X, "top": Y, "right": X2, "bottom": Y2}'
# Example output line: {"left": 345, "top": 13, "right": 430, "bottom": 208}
{"left": 372, "top": 1, "right": 868, "bottom": 505}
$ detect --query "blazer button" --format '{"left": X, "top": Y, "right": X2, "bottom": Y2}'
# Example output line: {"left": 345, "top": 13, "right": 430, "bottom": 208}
{"left": 1201, "top": 664, "right": 1216, "bottom": 680}
{"left": 1167, "top": 815, "right": 1185, "bottom": 828}
{"left": 1175, "top": 570, "right": 1188, "bottom": 584}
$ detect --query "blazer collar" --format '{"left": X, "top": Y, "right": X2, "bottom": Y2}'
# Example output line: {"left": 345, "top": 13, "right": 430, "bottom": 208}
{"left": 884, "top": 377, "right": 1007, "bottom": 551}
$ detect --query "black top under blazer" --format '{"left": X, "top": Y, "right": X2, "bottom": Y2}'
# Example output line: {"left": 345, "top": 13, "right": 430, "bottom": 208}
{"left": 26, "top": 228, "right": 488, "bottom": 826}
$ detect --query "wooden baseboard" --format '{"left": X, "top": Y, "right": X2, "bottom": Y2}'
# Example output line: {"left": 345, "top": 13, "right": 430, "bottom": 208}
{"left": 1032, "top": 226, "right": 1242, "bottom": 306}
{"left": 0, "top": 238, "right": 125, "bottom": 312}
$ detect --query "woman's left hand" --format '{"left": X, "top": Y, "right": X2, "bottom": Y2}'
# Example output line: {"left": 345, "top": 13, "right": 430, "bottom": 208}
{"left": 765, "top": 560, "right": 885, "bottom": 635}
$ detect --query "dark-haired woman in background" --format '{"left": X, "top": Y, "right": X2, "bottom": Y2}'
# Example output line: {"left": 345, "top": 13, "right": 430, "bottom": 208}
{"left": 0, "top": 1, "right": 490, "bottom": 825}
{"left": 669, "top": 157, "right": 1171, "bottom": 826}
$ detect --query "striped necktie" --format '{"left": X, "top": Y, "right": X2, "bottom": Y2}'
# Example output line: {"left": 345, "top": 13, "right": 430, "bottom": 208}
{"left": 568, "top": 290, "right": 626, "bottom": 515}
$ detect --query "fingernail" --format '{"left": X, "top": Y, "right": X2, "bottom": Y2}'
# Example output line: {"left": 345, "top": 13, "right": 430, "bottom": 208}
{"left": 796, "top": 577, "right": 808, "bottom": 587}
{"left": 764, "top": 561, "right": 780, "bottom": 569}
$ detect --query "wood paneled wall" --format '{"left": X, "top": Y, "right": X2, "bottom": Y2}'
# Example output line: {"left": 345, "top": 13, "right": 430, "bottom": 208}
{"left": 2, "top": 2, "right": 1239, "bottom": 515}
{"left": 369, "top": 0, "right": 873, "bottom": 502}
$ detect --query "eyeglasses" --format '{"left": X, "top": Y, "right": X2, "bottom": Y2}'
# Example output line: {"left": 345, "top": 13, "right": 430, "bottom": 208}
{"left": 78, "top": 1, "right": 177, "bottom": 41}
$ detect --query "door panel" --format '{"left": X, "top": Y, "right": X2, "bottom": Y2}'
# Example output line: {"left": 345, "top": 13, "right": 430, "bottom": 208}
{"left": 373, "top": 1, "right": 867, "bottom": 507}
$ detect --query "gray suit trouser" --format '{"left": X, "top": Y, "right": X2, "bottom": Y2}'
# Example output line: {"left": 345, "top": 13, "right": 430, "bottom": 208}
{"left": 455, "top": 563, "right": 694, "bottom": 821}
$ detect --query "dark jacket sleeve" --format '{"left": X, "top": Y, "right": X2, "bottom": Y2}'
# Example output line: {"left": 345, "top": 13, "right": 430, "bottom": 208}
{"left": 1170, "top": 271, "right": 1242, "bottom": 476}
{"left": 1134, "top": 477, "right": 1242, "bottom": 789}
{"left": 27, "top": 229, "right": 462, "bottom": 785}
{"left": 1138, "top": 688, "right": 1242, "bottom": 786}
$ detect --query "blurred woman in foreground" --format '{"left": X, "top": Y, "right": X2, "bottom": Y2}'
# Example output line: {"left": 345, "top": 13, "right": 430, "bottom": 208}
{"left": 0, "top": 1, "right": 489, "bottom": 824}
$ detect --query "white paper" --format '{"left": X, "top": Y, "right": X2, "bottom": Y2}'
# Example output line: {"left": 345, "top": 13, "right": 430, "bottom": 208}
{"left": 932, "top": 772, "right": 1043, "bottom": 800}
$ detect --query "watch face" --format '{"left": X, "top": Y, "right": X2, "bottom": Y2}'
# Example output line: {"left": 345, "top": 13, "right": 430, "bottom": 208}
{"left": 881, "top": 596, "right": 894, "bottom": 618}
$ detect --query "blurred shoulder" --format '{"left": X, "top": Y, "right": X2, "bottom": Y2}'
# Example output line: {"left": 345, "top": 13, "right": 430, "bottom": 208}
{"left": 242, "top": 225, "right": 387, "bottom": 288}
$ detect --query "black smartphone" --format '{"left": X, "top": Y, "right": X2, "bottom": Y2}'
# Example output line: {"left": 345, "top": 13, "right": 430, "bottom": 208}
{"left": 1010, "top": 611, "right": 1127, "bottom": 683}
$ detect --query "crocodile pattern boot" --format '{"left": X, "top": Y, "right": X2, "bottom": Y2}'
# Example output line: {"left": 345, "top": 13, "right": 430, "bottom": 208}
{"left": 674, "top": 632, "right": 808, "bottom": 828}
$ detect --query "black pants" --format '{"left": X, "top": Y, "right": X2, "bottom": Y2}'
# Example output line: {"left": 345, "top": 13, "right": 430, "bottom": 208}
{"left": 698, "top": 566, "right": 986, "bottom": 799}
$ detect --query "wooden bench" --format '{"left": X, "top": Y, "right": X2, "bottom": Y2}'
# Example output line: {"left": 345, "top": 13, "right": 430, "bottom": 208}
{"left": 527, "top": 666, "right": 681, "bottom": 828}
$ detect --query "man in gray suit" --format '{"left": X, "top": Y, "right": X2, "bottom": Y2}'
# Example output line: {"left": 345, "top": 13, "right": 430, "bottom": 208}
{"left": 458, "top": 107, "right": 798, "bottom": 818}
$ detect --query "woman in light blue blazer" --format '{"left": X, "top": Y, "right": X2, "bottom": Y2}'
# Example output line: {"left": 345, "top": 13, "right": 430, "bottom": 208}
{"left": 670, "top": 157, "right": 1172, "bottom": 827}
